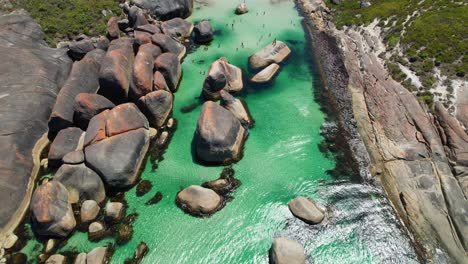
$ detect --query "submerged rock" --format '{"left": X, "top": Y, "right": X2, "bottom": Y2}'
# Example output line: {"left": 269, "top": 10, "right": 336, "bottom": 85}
{"left": 30, "top": 181, "right": 76, "bottom": 238}
{"left": 235, "top": 3, "right": 248, "bottom": 15}
{"left": 194, "top": 20, "right": 214, "bottom": 43}
{"left": 154, "top": 53, "right": 182, "bottom": 92}
{"left": 269, "top": 237, "right": 306, "bottom": 264}
{"left": 161, "top": 17, "right": 193, "bottom": 40}
{"left": 176, "top": 185, "right": 222, "bottom": 216}
{"left": 251, "top": 63, "right": 280, "bottom": 83}
{"left": 137, "top": 90, "right": 173, "bottom": 128}
{"left": 134, "top": 0, "right": 193, "bottom": 21}
{"left": 194, "top": 101, "right": 246, "bottom": 163}
{"left": 145, "top": 191, "right": 163, "bottom": 206}
{"left": 220, "top": 90, "right": 253, "bottom": 127}
{"left": 288, "top": 197, "right": 325, "bottom": 225}
{"left": 73, "top": 93, "right": 115, "bottom": 130}
{"left": 203, "top": 58, "right": 243, "bottom": 100}
{"left": 249, "top": 41, "right": 291, "bottom": 69}
{"left": 136, "top": 180, "right": 153, "bottom": 197}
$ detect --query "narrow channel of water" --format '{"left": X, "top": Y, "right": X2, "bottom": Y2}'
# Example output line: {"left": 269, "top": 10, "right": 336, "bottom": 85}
{"left": 21, "top": 0, "right": 419, "bottom": 263}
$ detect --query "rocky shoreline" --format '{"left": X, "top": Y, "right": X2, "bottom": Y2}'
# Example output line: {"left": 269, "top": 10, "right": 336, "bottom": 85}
{"left": 296, "top": 0, "right": 468, "bottom": 262}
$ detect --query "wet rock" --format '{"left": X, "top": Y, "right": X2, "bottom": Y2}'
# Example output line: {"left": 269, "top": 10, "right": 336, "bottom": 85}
{"left": 136, "top": 180, "right": 152, "bottom": 197}
{"left": 235, "top": 3, "right": 248, "bottom": 15}
{"left": 161, "top": 17, "right": 193, "bottom": 40}
{"left": 48, "top": 127, "right": 84, "bottom": 168}
{"left": 46, "top": 254, "right": 66, "bottom": 264}
{"left": 151, "top": 33, "right": 186, "bottom": 60}
{"left": 54, "top": 164, "right": 106, "bottom": 204}
{"left": 203, "top": 58, "right": 243, "bottom": 100}
{"left": 288, "top": 197, "right": 325, "bottom": 224}
{"left": 98, "top": 38, "right": 135, "bottom": 104}
{"left": 80, "top": 200, "right": 100, "bottom": 223}
{"left": 202, "top": 167, "right": 240, "bottom": 195}
{"left": 220, "top": 90, "right": 253, "bottom": 127}
{"left": 153, "top": 71, "right": 170, "bottom": 91}
{"left": 88, "top": 222, "right": 106, "bottom": 241}
{"left": 137, "top": 90, "right": 173, "bottom": 128}
{"left": 194, "top": 20, "right": 214, "bottom": 43}
{"left": 154, "top": 53, "right": 182, "bottom": 92}
{"left": 62, "top": 150, "right": 85, "bottom": 165}
{"left": 134, "top": 0, "right": 193, "bottom": 21}
{"left": 194, "top": 101, "right": 246, "bottom": 163}
{"left": 105, "top": 202, "right": 124, "bottom": 222}
{"left": 136, "top": 24, "right": 161, "bottom": 35}
{"left": 74, "top": 253, "right": 87, "bottom": 264}
{"left": 131, "top": 43, "right": 162, "bottom": 100}
{"left": 73, "top": 93, "right": 115, "bottom": 130}
{"left": 107, "top": 17, "right": 120, "bottom": 40}
{"left": 68, "top": 39, "right": 95, "bottom": 60}
{"left": 87, "top": 247, "right": 108, "bottom": 264}
{"left": 251, "top": 63, "right": 280, "bottom": 83}
{"left": 128, "top": 6, "right": 148, "bottom": 28}
{"left": 145, "top": 192, "right": 163, "bottom": 206}
{"left": 249, "top": 41, "right": 291, "bottom": 69}
{"left": 49, "top": 51, "right": 103, "bottom": 137}
{"left": 176, "top": 185, "right": 222, "bottom": 216}
{"left": 117, "top": 224, "right": 133, "bottom": 245}
{"left": 269, "top": 237, "right": 305, "bottom": 264}
{"left": 30, "top": 181, "right": 76, "bottom": 238}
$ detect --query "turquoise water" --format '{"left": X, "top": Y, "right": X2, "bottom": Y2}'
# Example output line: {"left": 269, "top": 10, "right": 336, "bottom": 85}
{"left": 22, "top": 0, "right": 419, "bottom": 263}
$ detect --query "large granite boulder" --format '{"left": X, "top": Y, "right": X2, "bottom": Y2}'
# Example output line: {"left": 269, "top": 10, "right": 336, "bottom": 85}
{"left": 154, "top": 52, "right": 182, "bottom": 92}
{"left": 0, "top": 12, "right": 72, "bottom": 234}
{"left": 194, "top": 20, "right": 214, "bottom": 43}
{"left": 106, "top": 17, "right": 120, "bottom": 40}
{"left": 80, "top": 200, "right": 100, "bottom": 223}
{"left": 48, "top": 127, "right": 85, "bottom": 167}
{"left": 98, "top": 38, "right": 135, "bottom": 104}
{"left": 128, "top": 6, "right": 149, "bottom": 28}
{"left": 269, "top": 238, "right": 306, "bottom": 264}
{"left": 135, "top": 24, "right": 162, "bottom": 35}
{"left": 151, "top": 33, "right": 186, "bottom": 60}
{"left": 137, "top": 90, "right": 173, "bottom": 128}
{"left": 161, "top": 18, "right": 193, "bottom": 40}
{"left": 220, "top": 90, "right": 253, "bottom": 127}
{"left": 153, "top": 71, "right": 170, "bottom": 91}
{"left": 49, "top": 50, "right": 104, "bottom": 138}
{"left": 68, "top": 39, "right": 95, "bottom": 61}
{"left": 249, "top": 41, "right": 291, "bottom": 69}
{"left": 176, "top": 185, "right": 222, "bottom": 216}
{"left": 251, "top": 63, "right": 280, "bottom": 83}
{"left": 194, "top": 101, "right": 246, "bottom": 163}
{"left": 84, "top": 104, "right": 150, "bottom": 189}
{"left": 30, "top": 181, "right": 76, "bottom": 238}
{"left": 134, "top": 0, "right": 193, "bottom": 21}
{"left": 131, "top": 43, "right": 162, "bottom": 100}
{"left": 288, "top": 197, "right": 325, "bottom": 225}
{"left": 73, "top": 93, "right": 115, "bottom": 130}
{"left": 54, "top": 164, "right": 106, "bottom": 204}
{"left": 203, "top": 58, "right": 243, "bottom": 100}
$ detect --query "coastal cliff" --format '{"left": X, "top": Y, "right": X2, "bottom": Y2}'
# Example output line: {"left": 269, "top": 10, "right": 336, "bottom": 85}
{"left": 296, "top": 0, "right": 468, "bottom": 262}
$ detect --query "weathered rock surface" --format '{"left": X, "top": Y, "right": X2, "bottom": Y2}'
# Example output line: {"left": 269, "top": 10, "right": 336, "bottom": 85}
{"left": 134, "top": 0, "right": 193, "bottom": 21}
{"left": 203, "top": 58, "right": 243, "bottom": 100}
{"left": 54, "top": 164, "right": 106, "bottom": 204}
{"left": 161, "top": 17, "right": 193, "bottom": 40}
{"left": 74, "top": 253, "right": 87, "bottom": 264}
{"left": 73, "top": 93, "right": 115, "bottom": 130}
{"left": 98, "top": 38, "right": 135, "bottom": 104}
{"left": 136, "top": 24, "right": 161, "bottom": 35}
{"left": 220, "top": 90, "right": 253, "bottom": 127}
{"left": 269, "top": 237, "right": 306, "bottom": 264}
{"left": 154, "top": 52, "right": 182, "bottom": 92}
{"left": 49, "top": 50, "right": 104, "bottom": 138}
{"left": 80, "top": 200, "right": 100, "bottom": 223}
{"left": 86, "top": 247, "right": 108, "bottom": 264}
{"left": 105, "top": 202, "right": 124, "bottom": 222}
{"left": 251, "top": 63, "right": 280, "bottom": 83}
{"left": 30, "top": 181, "right": 76, "bottom": 238}
{"left": 249, "top": 41, "right": 291, "bottom": 69}
{"left": 176, "top": 185, "right": 222, "bottom": 216}
{"left": 128, "top": 6, "right": 148, "bottom": 28}
{"left": 137, "top": 90, "right": 173, "bottom": 128}
{"left": 46, "top": 254, "right": 66, "bottom": 264}
{"left": 194, "top": 101, "right": 246, "bottom": 163}
{"left": 235, "top": 3, "right": 248, "bottom": 15}
{"left": 48, "top": 127, "right": 84, "bottom": 167}
{"left": 106, "top": 17, "right": 120, "bottom": 40}
{"left": 154, "top": 71, "right": 170, "bottom": 91}
{"left": 88, "top": 222, "right": 106, "bottom": 241}
{"left": 194, "top": 20, "right": 214, "bottom": 43}
{"left": 151, "top": 33, "right": 186, "bottom": 60}
{"left": 288, "top": 197, "right": 324, "bottom": 224}
{"left": 68, "top": 39, "right": 95, "bottom": 60}
{"left": 131, "top": 43, "right": 162, "bottom": 100}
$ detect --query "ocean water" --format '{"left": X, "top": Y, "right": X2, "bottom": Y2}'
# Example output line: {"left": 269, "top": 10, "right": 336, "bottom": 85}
{"left": 21, "top": 0, "right": 420, "bottom": 263}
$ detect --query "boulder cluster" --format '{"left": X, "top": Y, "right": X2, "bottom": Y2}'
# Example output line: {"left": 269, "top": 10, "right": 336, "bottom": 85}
{"left": 249, "top": 41, "right": 291, "bottom": 83}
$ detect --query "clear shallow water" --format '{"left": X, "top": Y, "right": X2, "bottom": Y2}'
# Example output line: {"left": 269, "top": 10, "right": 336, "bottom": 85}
{"left": 22, "top": 0, "right": 419, "bottom": 263}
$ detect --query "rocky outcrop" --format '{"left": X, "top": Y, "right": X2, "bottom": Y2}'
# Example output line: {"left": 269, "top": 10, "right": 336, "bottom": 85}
{"left": 154, "top": 52, "right": 182, "bottom": 92}
{"left": 151, "top": 33, "right": 186, "bottom": 60}
{"left": 49, "top": 50, "right": 104, "bottom": 138}
{"left": 235, "top": 3, "right": 249, "bottom": 15}
{"left": 203, "top": 58, "right": 243, "bottom": 100}
{"left": 194, "top": 101, "right": 246, "bottom": 163}
{"left": 269, "top": 237, "right": 306, "bottom": 264}
{"left": 131, "top": 43, "right": 162, "bottom": 100}
{"left": 48, "top": 127, "right": 84, "bottom": 167}
{"left": 297, "top": 0, "right": 468, "bottom": 262}
{"left": 194, "top": 20, "right": 214, "bottom": 43}
{"left": 134, "top": 0, "right": 193, "bottom": 21}
{"left": 73, "top": 93, "right": 115, "bottom": 130}
{"left": 30, "top": 181, "right": 76, "bottom": 238}
{"left": 288, "top": 197, "right": 325, "bottom": 224}
{"left": 219, "top": 90, "right": 253, "bottom": 127}
{"left": 80, "top": 200, "right": 100, "bottom": 223}
{"left": 68, "top": 39, "right": 95, "bottom": 61}
{"left": 249, "top": 41, "right": 291, "bottom": 69}
{"left": 161, "top": 18, "right": 193, "bottom": 40}
{"left": 251, "top": 63, "right": 280, "bottom": 83}
{"left": 176, "top": 185, "right": 222, "bottom": 216}
{"left": 137, "top": 90, "right": 173, "bottom": 128}
{"left": 84, "top": 103, "right": 150, "bottom": 189}
{"left": 0, "top": 12, "right": 72, "bottom": 235}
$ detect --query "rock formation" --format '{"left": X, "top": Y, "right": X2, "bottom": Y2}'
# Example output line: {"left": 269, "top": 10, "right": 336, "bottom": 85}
{"left": 48, "top": 127, "right": 84, "bottom": 167}
{"left": 251, "top": 63, "right": 280, "bottom": 83}
{"left": 176, "top": 185, "right": 222, "bottom": 216}
{"left": 203, "top": 58, "right": 243, "bottom": 100}
{"left": 161, "top": 17, "right": 193, "bottom": 40}
{"left": 73, "top": 93, "right": 115, "bottom": 130}
{"left": 133, "top": 0, "right": 193, "bottom": 21}
{"left": 249, "top": 41, "right": 291, "bottom": 69}
{"left": 131, "top": 43, "right": 162, "bottom": 100}
{"left": 194, "top": 20, "right": 214, "bottom": 43}
{"left": 269, "top": 237, "right": 306, "bottom": 264}
{"left": 235, "top": 3, "right": 249, "bottom": 15}
{"left": 137, "top": 90, "right": 173, "bottom": 128}
{"left": 151, "top": 33, "right": 186, "bottom": 60}
{"left": 154, "top": 52, "right": 182, "bottom": 92}
{"left": 288, "top": 197, "right": 325, "bottom": 224}
{"left": 219, "top": 90, "right": 253, "bottom": 127}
